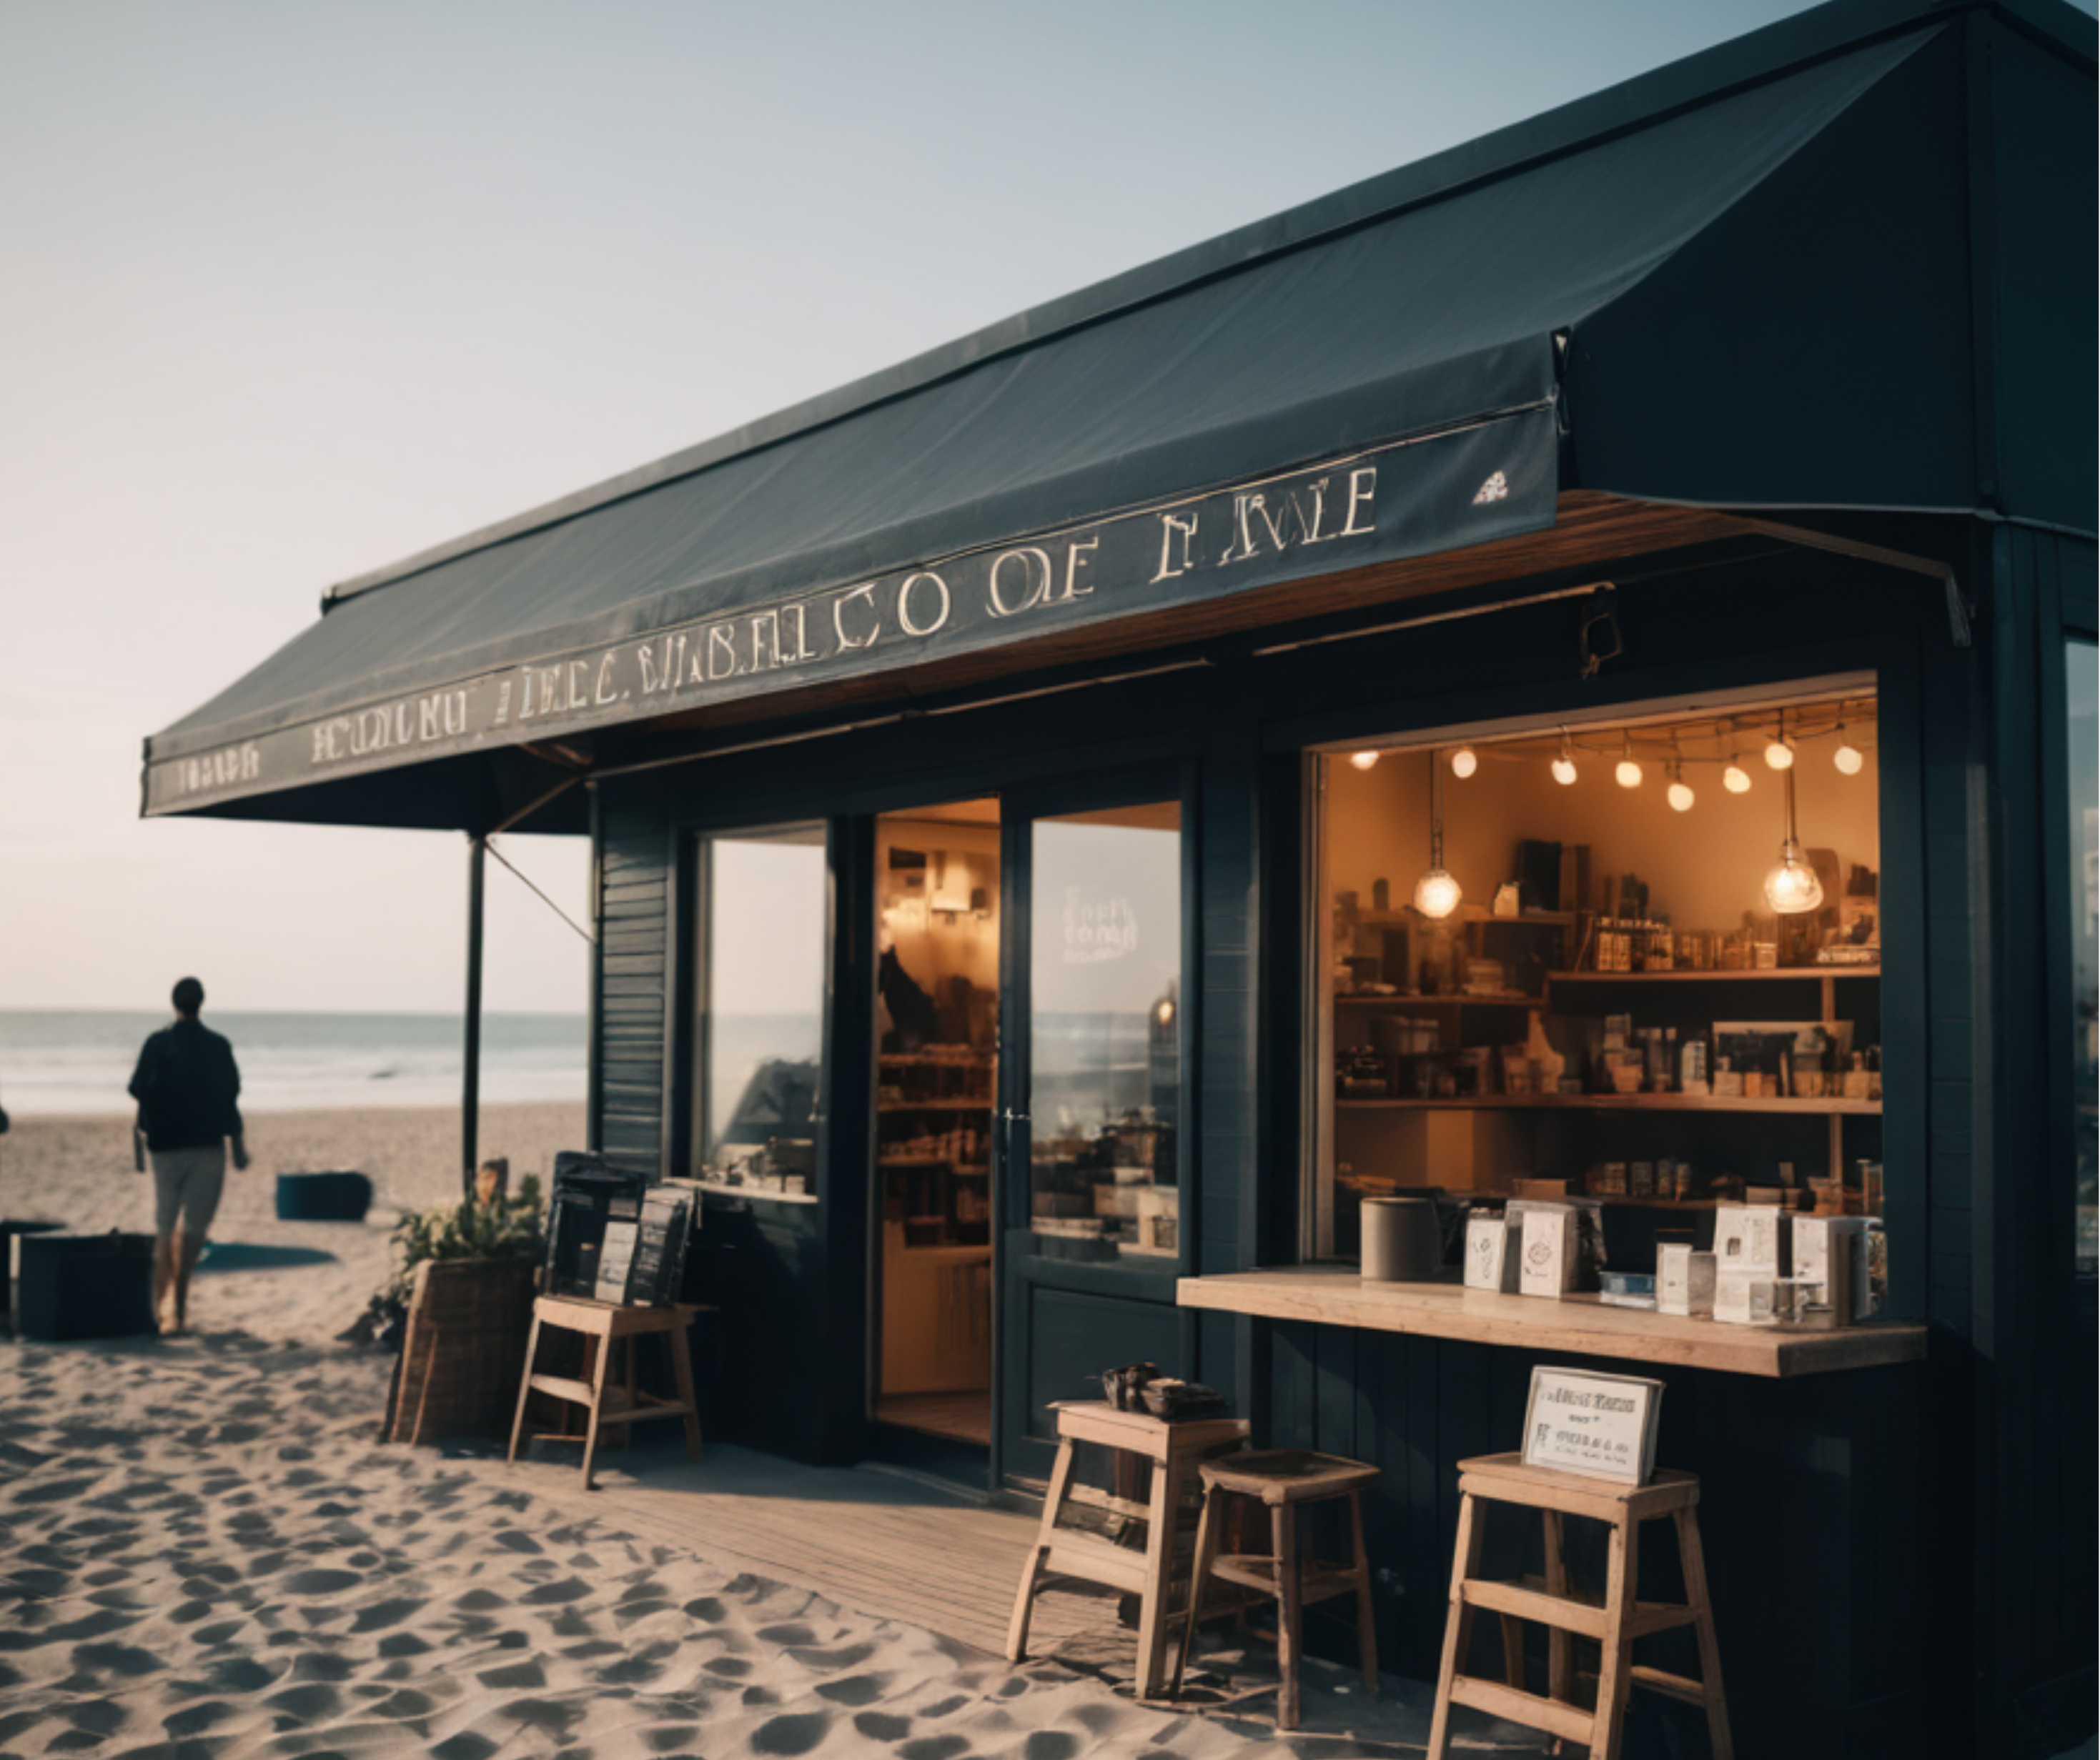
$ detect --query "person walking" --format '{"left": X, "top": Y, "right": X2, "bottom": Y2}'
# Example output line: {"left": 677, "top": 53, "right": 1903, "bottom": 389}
{"left": 128, "top": 977, "right": 248, "bottom": 1334}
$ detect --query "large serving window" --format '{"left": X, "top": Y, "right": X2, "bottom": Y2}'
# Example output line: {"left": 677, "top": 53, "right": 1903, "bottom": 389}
{"left": 1307, "top": 686, "right": 1883, "bottom": 1263}
{"left": 690, "top": 824, "right": 829, "bottom": 1186}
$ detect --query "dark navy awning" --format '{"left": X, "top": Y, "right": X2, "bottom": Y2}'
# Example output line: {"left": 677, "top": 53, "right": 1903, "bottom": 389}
{"left": 143, "top": 0, "right": 2095, "bottom": 828}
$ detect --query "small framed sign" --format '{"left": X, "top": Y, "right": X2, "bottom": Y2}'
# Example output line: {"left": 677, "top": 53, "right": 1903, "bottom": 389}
{"left": 1521, "top": 1366, "right": 1665, "bottom": 1485}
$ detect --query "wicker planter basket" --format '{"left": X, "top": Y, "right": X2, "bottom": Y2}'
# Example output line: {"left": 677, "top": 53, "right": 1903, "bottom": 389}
{"left": 385, "top": 1256, "right": 539, "bottom": 1445}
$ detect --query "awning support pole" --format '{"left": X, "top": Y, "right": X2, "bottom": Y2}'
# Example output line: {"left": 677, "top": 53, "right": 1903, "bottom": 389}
{"left": 462, "top": 833, "right": 486, "bottom": 1200}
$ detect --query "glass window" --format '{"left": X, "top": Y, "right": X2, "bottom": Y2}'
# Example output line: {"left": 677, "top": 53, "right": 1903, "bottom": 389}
{"left": 1310, "top": 692, "right": 1883, "bottom": 1264}
{"left": 1028, "top": 802, "right": 1182, "bottom": 1261}
{"left": 2066, "top": 640, "right": 2097, "bottom": 1277}
{"left": 695, "top": 825, "right": 828, "bottom": 1183}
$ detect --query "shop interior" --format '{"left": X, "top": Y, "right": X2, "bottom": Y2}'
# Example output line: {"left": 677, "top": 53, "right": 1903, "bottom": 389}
{"left": 1315, "top": 686, "right": 1883, "bottom": 1266}
{"left": 871, "top": 801, "right": 1000, "bottom": 1448}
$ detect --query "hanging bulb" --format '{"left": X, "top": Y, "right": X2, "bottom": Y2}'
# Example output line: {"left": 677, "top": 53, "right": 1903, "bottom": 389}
{"left": 1615, "top": 735, "right": 1642, "bottom": 789}
{"left": 1668, "top": 775, "right": 1695, "bottom": 812}
{"left": 1348, "top": 751, "right": 1380, "bottom": 772}
{"left": 1416, "top": 750, "right": 1461, "bottom": 919}
{"left": 1450, "top": 747, "right": 1478, "bottom": 780}
{"left": 1550, "top": 735, "right": 1578, "bottom": 787}
{"left": 1763, "top": 767, "right": 1824, "bottom": 914}
{"left": 1833, "top": 732, "right": 1863, "bottom": 775}
{"left": 1723, "top": 757, "right": 1753, "bottom": 795}
{"left": 1763, "top": 840, "right": 1826, "bottom": 914}
{"left": 1764, "top": 738, "right": 1795, "bottom": 770}
{"left": 1413, "top": 866, "right": 1462, "bottom": 919}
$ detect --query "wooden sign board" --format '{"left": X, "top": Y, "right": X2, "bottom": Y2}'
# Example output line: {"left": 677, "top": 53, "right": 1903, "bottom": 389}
{"left": 1522, "top": 1366, "right": 1665, "bottom": 1485}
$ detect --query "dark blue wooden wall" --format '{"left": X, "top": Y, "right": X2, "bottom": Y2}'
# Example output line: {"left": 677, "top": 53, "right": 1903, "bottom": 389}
{"left": 595, "top": 812, "right": 671, "bottom": 1175}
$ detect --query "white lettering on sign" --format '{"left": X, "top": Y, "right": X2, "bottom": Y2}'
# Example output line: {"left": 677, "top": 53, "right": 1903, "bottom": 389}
{"left": 1520, "top": 1367, "right": 1663, "bottom": 1486}
{"left": 157, "top": 433, "right": 1478, "bottom": 809}
{"left": 1061, "top": 890, "right": 1139, "bottom": 965}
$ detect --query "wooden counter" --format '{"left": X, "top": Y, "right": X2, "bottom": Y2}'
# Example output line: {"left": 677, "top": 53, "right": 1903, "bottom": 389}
{"left": 1176, "top": 1265, "right": 1926, "bottom": 1378}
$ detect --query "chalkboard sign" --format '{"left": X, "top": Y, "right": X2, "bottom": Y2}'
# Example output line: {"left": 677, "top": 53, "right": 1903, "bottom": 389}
{"left": 1521, "top": 1366, "right": 1664, "bottom": 1485}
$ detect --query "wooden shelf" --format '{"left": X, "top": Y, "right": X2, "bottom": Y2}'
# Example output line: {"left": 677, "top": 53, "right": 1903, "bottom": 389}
{"left": 1334, "top": 991, "right": 1536, "bottom": 1005}
{"left": 1176, "top": 1266, "right": 1926, "bottom": 1378}
{"left": 1547, "top": 966, "right": 1881, "bottom": 983}
{"left": 1336, "top": 1093, "right": 1881, "bottom": 1115}
{"left": 880, "top": 1101, "right": 992, "bottom": 1113}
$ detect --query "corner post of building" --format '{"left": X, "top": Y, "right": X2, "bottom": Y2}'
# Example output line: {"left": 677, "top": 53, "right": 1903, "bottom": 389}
{"left": 462, "top": 831, "right": 487, "bottom": 1199}
{"left": 587, "top": 784, "right": 604, "bottom": 1154}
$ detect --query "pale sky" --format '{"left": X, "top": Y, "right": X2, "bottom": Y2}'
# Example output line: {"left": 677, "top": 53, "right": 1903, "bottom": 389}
{"left": 9, "top": 0, "right": 2056, "bottom": 1015}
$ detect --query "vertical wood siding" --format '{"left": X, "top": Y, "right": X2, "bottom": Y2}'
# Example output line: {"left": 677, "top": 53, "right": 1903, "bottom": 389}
{"left": 595, "top": 809, "right": 672, "bottom": 1175}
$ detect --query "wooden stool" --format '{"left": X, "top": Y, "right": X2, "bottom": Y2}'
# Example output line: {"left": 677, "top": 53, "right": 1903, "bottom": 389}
{"left": 1428, "top": 1453, "right": 1731, "bottom": 1760}
{"left": 506, "top": 1295, "right": 708, "bottom": 1489}
{"left": 1169, "top": 1448, "right": 1380, "bottom": 1729}
{"left": 1005, "top": 1400, "right": 1249, "bottom": 1700}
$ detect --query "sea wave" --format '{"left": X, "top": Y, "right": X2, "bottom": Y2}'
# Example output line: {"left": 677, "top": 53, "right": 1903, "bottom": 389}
{"left": 0, "top": 1010, "right": 588, "bottom": 1116}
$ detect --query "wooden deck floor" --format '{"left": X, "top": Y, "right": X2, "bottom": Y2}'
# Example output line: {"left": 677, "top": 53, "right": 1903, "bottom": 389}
{"left": 515, "top": 1438, "right": 1105, "bottom": 1660}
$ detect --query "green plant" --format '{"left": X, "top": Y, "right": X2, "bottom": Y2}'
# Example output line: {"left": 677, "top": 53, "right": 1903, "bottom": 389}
{"left": 360, "top": 1175, "right": 545, "bottom": 1343}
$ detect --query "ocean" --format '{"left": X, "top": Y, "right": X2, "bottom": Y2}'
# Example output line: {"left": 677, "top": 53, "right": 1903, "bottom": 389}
{"left": 0, "top": 1010, "right": 588, "bottom": 1117}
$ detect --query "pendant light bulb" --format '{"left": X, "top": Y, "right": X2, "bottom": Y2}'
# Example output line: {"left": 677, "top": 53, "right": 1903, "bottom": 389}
{"left": 1450, "top": 746, "right": 1478, "bottom": 780}
{"left": 1348, "top": 750, "right": 1380, "bottom": 771}
{"left": 1762, "top": 768, "right": 1824, "bottom": 915}
{"left": 1668, "top": 777, "right": 1695, "bottom": 813}
{"left": 1415, "top": 750, "right": 1462, "bottom": 920}
{"left": 1833, "top": 729, "right": 1863, "bottom": 776}
{"left": 1615, "top": 735, "right": 1642, "bottom": 790}
{"left": 1763, "top": 841, "right": 1826, "bottom": 914}
{"left": 1413, "top": 867, "right": 1462, "bottom": 920}
{"left": 1550, "top": 732, "right": 1578, "bottom": 787}
{"left": 1723, "top": 757, "right": 1753, "bottom": 795}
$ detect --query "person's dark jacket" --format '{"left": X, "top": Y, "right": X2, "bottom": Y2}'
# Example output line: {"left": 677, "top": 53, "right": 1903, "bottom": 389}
{"left": 129, "top": 1020, "right": 244, "bottom": 1153}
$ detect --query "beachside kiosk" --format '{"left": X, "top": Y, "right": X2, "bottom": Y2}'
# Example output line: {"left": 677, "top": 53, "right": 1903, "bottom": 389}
{"left": 142, "top": 4, "right": 2094, "bottom": 1754}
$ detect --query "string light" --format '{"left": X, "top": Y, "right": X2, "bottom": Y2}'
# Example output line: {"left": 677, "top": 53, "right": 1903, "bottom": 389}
{"left": 1551, "top": 730, "right": 1578, "bottom": 787}
{"left": 1450, "top": 747, "right": 1478, "bottom": 779}
{"left": 1833, "top": 722, "right": 1863, "bottom": 775}
{"left": 1348, "top": 751, "right": 1380, "bottom": 771}
{"left": 1615, "top": 735, "right": 1643, "bottom": 790}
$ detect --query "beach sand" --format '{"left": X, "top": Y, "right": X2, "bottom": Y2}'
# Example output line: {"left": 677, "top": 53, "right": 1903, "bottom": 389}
{"left": 0, "top": 1105, "right": 1550, "bottom": 1758}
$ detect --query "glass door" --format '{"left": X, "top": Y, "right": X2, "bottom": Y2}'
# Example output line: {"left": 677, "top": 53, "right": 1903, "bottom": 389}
{"left": 867, "top": 801, "right": 1001, "bottom": 1466}
{"left": 997, "top": 780, "right": 1193, "bottom": 1486}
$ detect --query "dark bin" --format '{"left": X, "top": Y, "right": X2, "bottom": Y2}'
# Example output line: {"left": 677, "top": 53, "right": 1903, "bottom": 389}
{"left": 1, "top": 1219, "right": 64, "bottom": 1328}
{"left": 16, "top": 1231, "right": 157, "bottom": 1342}
{"left": 275, "top": 1171, "right": 373, "bottom": 1221}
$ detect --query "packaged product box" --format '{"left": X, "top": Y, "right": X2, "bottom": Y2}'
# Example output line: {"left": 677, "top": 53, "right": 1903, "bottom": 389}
{"left": 1657, "top": 1243, "right": 1717, "bottom": 1317}
{"left": 1517, "top": 1205, "right": 1579, "bottom": 1298}
{"left": 1791, "top": 1215, "right": 1868, "bottom": 1323}
{"left": 1713, "top": 1271, "right": 1778, "bottom": 1326}
{"left": 1713, "top": 1205, "right": 1790, "bottom": 1276}
{"left": 1464, "top": 1212, "right": 1522, "bottom": 1292}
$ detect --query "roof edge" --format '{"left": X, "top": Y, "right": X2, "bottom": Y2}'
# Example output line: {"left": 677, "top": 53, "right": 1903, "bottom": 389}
{"left": 324, "top": 0, "right": 2025, "bottom": 610}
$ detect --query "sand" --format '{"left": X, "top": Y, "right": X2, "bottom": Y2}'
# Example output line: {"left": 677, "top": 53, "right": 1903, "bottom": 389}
{"left": 0, "top": 1105, "right": 1551, "bottom": 1758}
